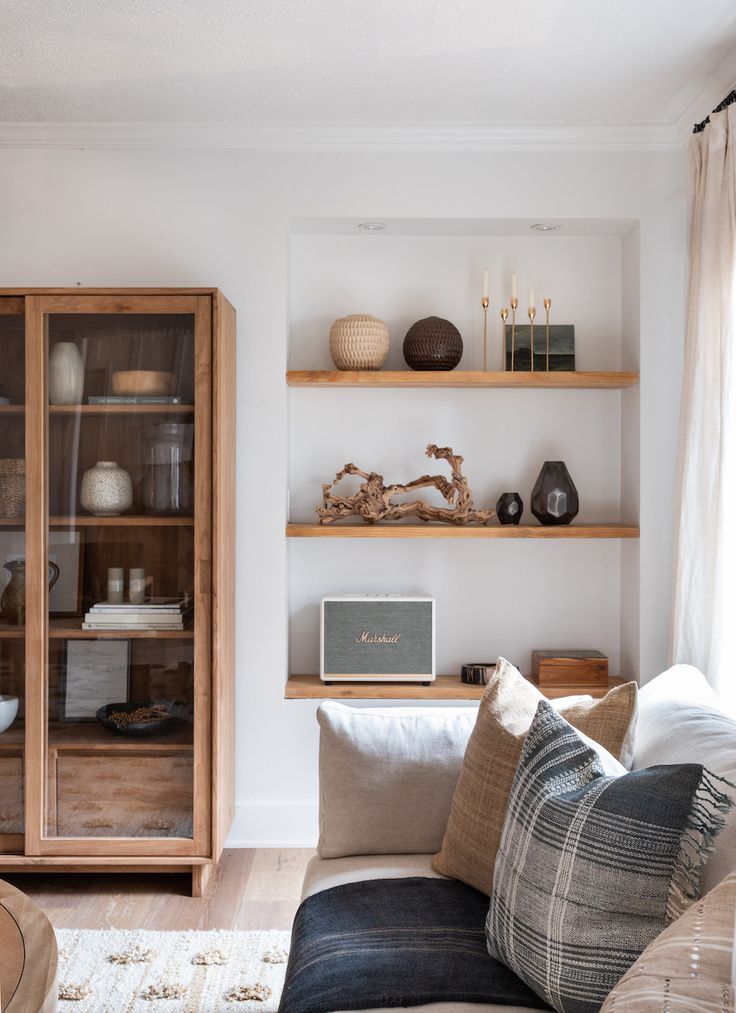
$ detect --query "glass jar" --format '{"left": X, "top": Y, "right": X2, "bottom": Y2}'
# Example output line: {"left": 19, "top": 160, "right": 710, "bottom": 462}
{"left": 142, "top": 423, "right": 193, "bottom": 515}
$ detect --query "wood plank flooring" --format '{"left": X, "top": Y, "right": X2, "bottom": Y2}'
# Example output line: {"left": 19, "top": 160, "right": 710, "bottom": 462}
{"left": 1, "top": 849, "right": 314, "bottom": 931}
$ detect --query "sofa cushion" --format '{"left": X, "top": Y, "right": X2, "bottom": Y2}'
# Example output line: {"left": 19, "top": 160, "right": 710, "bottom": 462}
{"left": 486, "top": 701, "right": 734, "bottom": 1013}
{"left": 331, "top": 1005, "right": 546, "bottom": 1013}
{"left": 302, "top": 853, "right": 444, "bottom": 901}
{"left": 635, "top": 664, "right": 736, "bottom": 893}
{"left": 317, "top": 702, "right": 478, "bottom": 858}
{"left": 600, "top": 872, "right": 736, "bottom": 1012}
{"left": 432, "top": 658, "right": 638, "bottom": 895}
{"left": 281, "top": 877, "right": 551, "bottom": 1013}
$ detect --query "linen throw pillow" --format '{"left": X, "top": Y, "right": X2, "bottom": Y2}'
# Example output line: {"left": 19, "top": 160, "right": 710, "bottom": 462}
{"left": 317, "top": 702, "right": 478, "bottom": 858}
{"left": 486, "top": 701, "right": 735, "bottom": 1013}
{"left": 432, "top": 657, "right": 637, "bottom": 894}
{"left": 634, "top": 665, "right": 736, "bottom": 894}
{"left": 600, "top": 872, "right": 736, "bottom": 1012}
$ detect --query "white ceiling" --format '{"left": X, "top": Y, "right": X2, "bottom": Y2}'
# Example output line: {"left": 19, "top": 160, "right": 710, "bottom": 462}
{"left": 1, "top": 0, "right": 735, "bottom": 133}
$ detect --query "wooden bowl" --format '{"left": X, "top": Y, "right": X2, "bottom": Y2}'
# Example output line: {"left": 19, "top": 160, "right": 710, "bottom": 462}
{"left": 111, "top": 370, "right": 177, "bottom": 396}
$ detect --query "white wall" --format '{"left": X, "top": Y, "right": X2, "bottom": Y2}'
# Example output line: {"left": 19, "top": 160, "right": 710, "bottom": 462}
{"left": 0, "top": 146, "right": 686, "bottom": 845}
{"left": 289, "top": 230, "right": 626, "bottom": 678}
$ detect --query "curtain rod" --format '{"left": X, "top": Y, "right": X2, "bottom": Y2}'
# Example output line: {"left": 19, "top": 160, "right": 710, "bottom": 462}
{"left": 693, "top": 89, "right": 736, "bottom": 133}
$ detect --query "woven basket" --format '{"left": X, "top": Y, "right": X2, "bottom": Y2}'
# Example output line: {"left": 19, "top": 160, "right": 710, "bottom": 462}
{"left": 0, "top": 460, "right": 25, "bottom": 518}
{"left": 329, "top": 315, "right": 390, "bottom": 370}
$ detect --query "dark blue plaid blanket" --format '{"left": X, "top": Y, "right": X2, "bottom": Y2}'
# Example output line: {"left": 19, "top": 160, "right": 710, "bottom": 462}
{"left": 279, "top": 877, "right": 550, "bottom": 1013}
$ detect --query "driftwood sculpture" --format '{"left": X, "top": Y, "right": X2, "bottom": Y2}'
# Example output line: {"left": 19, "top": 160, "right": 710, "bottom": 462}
{"left": 318, "top": 444, "right": 495, "bottom": 525}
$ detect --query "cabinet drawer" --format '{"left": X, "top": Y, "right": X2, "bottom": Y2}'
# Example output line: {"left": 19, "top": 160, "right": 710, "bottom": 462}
{"left": 0, "top": 756, "right": 22, "bottom": 835}
{"left": 56, "top": 754, "right": 193, "bottom": 839}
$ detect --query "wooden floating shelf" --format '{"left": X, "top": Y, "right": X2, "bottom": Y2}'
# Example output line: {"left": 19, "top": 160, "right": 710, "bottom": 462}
{"left": 0, "top": 623, "right": 24, "bottom": 639}
{"left": 50, "top": 404, "right": 195, "bottom": 415}
{"left": 2, "top": 621, "right": 193, "bottom": 639}
{"left": 48, "top": 722, "right": 193, "bottom": 751}
{"left": 286, "top": 674, "right": 628, "bottom": 701}
{"left": 0, "top": 516, "right": 194, "bottom": 527}
{"left": 49, "top": 620, "right": 193, "bottom": 640}
{"left": 287, "top": 370, "right": 640, "bottom": 389}
{"left": 51, "top": 515, "right": 194, "bottom": 527}
{"left": 287, "top": 523, "right": 640, "bottom": 539}
{"left": 1, "top": 405, "right": 195, "bottom": 415}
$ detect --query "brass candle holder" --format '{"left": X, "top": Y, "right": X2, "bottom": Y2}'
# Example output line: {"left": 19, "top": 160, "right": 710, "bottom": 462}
{"left": 528, "top": 305, "right": 536, "bottom": 372}
{"left": 482, "top": 295, "right": 490, "bottom": 371}
{"left": 510, "top": 297, "right": 518, "bottom": 371}
{"left": 500, "top": 308, "right": 509, "bottom": 370}
{"left": 543, "top": 298, "right": 551, "bottom": 371}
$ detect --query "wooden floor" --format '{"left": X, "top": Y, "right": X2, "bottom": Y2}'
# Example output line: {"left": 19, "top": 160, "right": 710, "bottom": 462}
{"left": 1, "top": 849, "right": 314, "bottom": 931}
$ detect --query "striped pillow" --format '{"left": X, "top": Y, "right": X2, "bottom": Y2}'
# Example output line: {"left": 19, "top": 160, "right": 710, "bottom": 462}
{"left": 486, "top": 700, "right": 734, "bottom": 1013}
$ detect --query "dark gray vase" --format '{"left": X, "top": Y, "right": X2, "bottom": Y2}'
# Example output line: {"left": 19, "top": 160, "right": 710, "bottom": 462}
{"left": 496, "top": 492, "right": 523, "bottom": 525}
{"left": 531, "top": 461, "right": 579, "bottom": 525}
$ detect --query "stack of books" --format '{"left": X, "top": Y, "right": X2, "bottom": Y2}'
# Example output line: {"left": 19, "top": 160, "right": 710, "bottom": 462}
{"left": 88, "top": 395, "right": 184, "bottom": 405}
{"left": 83, "top": 597, "right": 193, "bottom": 632}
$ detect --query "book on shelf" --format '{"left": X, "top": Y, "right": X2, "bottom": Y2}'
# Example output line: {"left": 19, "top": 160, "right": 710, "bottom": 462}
{"left": 90, "top": 597, "right": 190, "bottom": 612}
{"left": 83, "top": 610, "right": 193, "bottom": 626}
{"left": 84, "top": 597, "right": 192, "bottom": 630}
{"left": 87, "top": 395, "right": 185, "bottom": 405}
{"left": 82, "top": 622, "right": 191, "bottom": 631}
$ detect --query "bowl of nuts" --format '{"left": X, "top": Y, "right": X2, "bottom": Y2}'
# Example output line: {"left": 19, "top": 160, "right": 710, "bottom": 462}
{"left": 96, "top": 701, "right": 177, "bottom": 737}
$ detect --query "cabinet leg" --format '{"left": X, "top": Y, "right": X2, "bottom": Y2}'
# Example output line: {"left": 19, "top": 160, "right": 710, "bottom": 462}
{"left": 191, "top": 863, "right": 214, "bottom": 898}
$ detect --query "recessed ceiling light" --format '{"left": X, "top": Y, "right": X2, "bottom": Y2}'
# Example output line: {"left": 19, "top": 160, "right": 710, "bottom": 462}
{"left": 530, "top": 223, "right": 560, "bottom": 232}
{"left": 357, "top": 222, "right": 387, "bottom": 231}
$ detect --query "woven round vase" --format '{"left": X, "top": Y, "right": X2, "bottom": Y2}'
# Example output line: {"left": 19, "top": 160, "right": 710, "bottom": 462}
{"left": 329, "top": 315, "right": 390, "bottom": 371}
{"left": 403, "top": 316, "right": 463, "bottom": 370}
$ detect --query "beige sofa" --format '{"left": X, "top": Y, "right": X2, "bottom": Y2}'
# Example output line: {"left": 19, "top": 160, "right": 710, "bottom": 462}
{"left": 297, "top": 666, "right": 736, "bottom": 1013}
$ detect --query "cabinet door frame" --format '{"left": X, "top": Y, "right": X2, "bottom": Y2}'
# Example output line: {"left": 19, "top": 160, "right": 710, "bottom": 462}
{"left": 24, "top": 294, "right": 212, "bottom": 858}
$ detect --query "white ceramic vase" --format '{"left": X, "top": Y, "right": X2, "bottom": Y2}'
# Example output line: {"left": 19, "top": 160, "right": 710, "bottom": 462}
{"left": 80, "top": 461, "right": 133, "bottom": 516}
{"left": 329, "top": 315, "right": 390, "bottom": 370}
{"left": 48, "top": 342, "right": 84, "bottom": 405}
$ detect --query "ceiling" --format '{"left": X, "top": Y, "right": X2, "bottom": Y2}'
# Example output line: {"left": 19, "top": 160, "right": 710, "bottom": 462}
{"left": 1, "top": 0, "right": 735, "bottom": 136}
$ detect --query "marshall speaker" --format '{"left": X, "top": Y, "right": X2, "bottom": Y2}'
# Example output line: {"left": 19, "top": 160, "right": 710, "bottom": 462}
{"left": 320, "top": 594, "right": 436, "bottom": 683}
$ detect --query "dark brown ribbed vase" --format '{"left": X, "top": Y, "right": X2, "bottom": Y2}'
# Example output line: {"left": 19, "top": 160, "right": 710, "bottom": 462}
{"left": 403, "top": 316, "right": 463, "bottom": 370}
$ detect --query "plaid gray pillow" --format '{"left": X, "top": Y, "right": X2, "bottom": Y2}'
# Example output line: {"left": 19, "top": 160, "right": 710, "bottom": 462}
{"left": 486, "top": 700, "right": 734, "bottom": 1013}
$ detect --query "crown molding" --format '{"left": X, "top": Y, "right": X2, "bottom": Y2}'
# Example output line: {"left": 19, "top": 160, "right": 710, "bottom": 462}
{"left": 674, "top": 49, "right": 736, "bottom": 145}
{"left": 0, "top": 120, "right": 681, "bottom": 152}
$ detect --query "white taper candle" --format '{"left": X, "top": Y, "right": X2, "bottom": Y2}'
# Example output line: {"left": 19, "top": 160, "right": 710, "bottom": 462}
{"left": 482, "top": 269, "right": 489, "bottom": 299}
{"left": 529, "top": 289, "right": 535, "bottom": 310}
{"left": 511, "top": 272, "right": 518, "bottom": 300}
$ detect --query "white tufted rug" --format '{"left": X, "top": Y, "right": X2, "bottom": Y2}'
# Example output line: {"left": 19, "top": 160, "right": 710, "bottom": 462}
{"left": 56, "top": 928, "right": 291, "bottom": 1012}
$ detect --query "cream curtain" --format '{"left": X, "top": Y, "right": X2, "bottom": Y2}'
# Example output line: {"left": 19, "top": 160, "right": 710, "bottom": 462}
{"left": 672, "top": 104, "right": 736, "bottom": 712}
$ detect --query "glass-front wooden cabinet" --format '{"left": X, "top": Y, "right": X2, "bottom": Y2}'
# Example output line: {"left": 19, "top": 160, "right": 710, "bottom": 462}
{"left": 0, "top": 290, "right": 235, "bottom": 895}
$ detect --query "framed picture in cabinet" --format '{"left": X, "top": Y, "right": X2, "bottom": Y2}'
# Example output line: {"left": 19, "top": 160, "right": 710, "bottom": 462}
{"left": 0, "top": 529, "right": 84, "bottom": 617}
{"left": 62, "top": 639, "right": 130, "bottom": 721}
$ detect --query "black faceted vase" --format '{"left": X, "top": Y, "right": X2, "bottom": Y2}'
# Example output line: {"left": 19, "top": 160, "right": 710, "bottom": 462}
{"left": 530, "top": 461, "right": 579, "bottom": 525}
{"left": 403, "top": 316, "right": 463, "bottom": 370}
{"left": 496, "top": 492, "right": 523, "bottom": 525}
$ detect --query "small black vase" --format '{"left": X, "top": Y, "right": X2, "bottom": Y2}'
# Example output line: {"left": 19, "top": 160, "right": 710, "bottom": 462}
{"left": 496, "top": 492, "right": 523, "bottom": 525}
{"left": 531, "top": 461, "right": 579, "bottom": 525}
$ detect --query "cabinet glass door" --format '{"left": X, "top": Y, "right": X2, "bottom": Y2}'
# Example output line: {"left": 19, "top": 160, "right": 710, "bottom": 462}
{"left": 30, "top": 295, "right": 211, "bottom": 857}
{"left": 0, "top": 299, "right": 26, "bottom": 850}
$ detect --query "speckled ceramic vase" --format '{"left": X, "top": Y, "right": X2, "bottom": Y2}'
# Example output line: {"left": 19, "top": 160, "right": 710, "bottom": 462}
{"left": 329, "top": 315, "right": 390, "bottom": 370}
{"left": 80, "top": 461, "right": 133, "bottom": 517}
{"left": 49, "top": 342, "right": 84, "bottom": 405}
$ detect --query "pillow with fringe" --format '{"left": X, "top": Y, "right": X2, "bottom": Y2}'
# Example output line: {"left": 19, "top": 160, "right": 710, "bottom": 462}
{"left": 486, "top": 700, "right": 735, "bottom": 1013}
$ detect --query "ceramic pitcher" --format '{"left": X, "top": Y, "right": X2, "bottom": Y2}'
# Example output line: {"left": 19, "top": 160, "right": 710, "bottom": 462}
{"left": 0, "top": 560, "right": 60, "bottom": 626}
